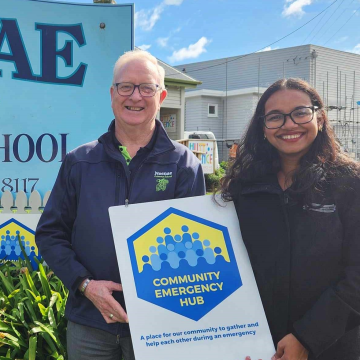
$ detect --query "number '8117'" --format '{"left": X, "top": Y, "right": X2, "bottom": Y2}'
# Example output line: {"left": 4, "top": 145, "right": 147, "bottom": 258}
{"left": 1, "top": 178, "right": 39, "bottom": 193}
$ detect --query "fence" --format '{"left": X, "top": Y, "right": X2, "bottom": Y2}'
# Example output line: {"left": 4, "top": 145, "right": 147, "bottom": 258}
{"left": 0, "top": 190, "right": 50, "bottom": 214}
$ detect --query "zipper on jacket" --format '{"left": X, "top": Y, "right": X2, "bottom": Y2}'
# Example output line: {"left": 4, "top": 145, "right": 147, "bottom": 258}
{"left": 115, "top": 164, "right": 124, "bottom": 206}
{"left": 115, "top": 162, "right": 131, "bottom": 206}
{"left": 126, "top": 158, "right": 148, "bottom": 203}
{"left": 284, "top": 192, "right": 289, "bottom": 204}
{"left": 279, "top": 192, "right": 292, "bottom": 332}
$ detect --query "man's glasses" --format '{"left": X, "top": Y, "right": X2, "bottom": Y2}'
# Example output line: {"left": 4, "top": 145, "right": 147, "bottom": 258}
{"left": 262, "top": 106, "right": 319, "bottom": 129}
{"left": 113, "top": 82, "right": 162, "bottom": 97}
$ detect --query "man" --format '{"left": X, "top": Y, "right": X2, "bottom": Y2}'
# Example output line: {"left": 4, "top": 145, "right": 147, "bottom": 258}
{"left": 35, "top": 50, "right": 205, "bottom": 360}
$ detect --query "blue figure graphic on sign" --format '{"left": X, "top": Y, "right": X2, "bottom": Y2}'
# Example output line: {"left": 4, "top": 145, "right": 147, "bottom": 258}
{"left": 0, "top": 219, "right": 41, "bottom": 270}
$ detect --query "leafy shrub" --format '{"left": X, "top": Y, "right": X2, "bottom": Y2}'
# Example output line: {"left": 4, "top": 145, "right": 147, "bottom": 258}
{"left": 205, "top": 165, "right": 226, "bottom": 192}
{"left": 0, "top": 247, "right": 68, "bottom": 360}
{"left": 219, "top": 161, "right": 228, "bottom": 171}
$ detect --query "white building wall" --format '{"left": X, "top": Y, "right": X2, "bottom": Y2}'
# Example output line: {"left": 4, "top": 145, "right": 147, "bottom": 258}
{"left": 161, "top": 86, "right": 182, "bottom": 141}
{"left": 200, "top": 96, "right": 224, "bottom": 138}
{"left": 178, "top": 45, "right": 314, "bottom": 161}
{"left": 180, "top": 45, "right": 360, "bottom": 160}
{"left": 184, "top": 97, "right": 203, "bottom": 131}
{"left": 184, "top": 96, "right": 223, "bottom": 138}
{"left": 310, "top": 45, "right": 360, "bottom": 157}
{"left": 178, "top": 45, "right": 312, "bottom": 92}
{"left": 163, "top": 86, "right": 181, "bottom": 108}
{"left": 226, "top": 94, "right": 256, "bottom": 139}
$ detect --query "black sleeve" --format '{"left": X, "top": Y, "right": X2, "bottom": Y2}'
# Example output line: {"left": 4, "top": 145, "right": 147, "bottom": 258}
{"left": 293, "top": 177, "right": 360, "bottom": 357}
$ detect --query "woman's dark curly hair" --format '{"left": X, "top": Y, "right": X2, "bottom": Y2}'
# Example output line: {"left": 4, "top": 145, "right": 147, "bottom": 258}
{"left": 221, "top": 78, "right": 359, "bottom": 202}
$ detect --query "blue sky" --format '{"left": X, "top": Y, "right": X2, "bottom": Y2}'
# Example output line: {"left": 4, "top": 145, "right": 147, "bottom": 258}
{"left": 60, "top": 0, "right": 360, "bottom": 65}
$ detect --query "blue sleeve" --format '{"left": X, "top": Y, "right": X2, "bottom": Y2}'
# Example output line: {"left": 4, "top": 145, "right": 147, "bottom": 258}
{"left": 35, "top": 154, "right": 92, "bottom": 296}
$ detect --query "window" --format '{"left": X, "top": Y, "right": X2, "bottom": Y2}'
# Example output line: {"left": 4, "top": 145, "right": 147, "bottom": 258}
{"left": 208, "top": 104, "right": 218, "bottom": 117}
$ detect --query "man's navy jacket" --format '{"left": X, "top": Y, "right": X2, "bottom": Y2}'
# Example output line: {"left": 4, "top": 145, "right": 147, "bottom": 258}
{"left": 35, "top": 120, "right": 205, "bottom": 336}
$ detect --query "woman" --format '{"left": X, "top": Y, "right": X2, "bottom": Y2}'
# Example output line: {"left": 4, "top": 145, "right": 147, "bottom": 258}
{"left": 221, "top": 78, "right": 360, "bottom": 360}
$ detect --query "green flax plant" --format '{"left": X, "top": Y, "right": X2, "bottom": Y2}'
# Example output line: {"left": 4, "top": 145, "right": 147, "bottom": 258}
{"left": 0, "top": 235, "right": 68, "bottom": 360}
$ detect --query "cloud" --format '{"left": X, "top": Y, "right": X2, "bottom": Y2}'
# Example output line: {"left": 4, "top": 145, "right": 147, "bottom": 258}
{"left": 135, "top": 4, "right": 165, "bottom": 31}
{"left": 257, "top": 46, "right": 279, "bottom": 52}
{"left": 156, "top": 27, "right": 181, "bottom": 48}
{"left": 335, "top": 36, "right": 348, "bottom": 44}
{"left": 138, "top": 44, "right": 152, "bottom": 51}
{"left": 349, "top": 44, "right": 360, "bottom": 54}
{"left": 282, "top": 0, "right": 313, "bottom": 17}
{"left": 157, "top": 37, "right": 170, "bottom": 47}
{"left": 135, "top": 0, "right": 184, "bottom": 31}
{"left": 168, "top": 37, "right": 211, "bottom": 63}
{"left": 164, "top": 0, "right": 184, "bottom": 4}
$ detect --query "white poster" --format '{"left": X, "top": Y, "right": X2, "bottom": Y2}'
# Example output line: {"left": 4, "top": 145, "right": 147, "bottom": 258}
{"left": 161, "top": 114, "right": 176, "bottom": 133}
{"left": 109, "top": 195, "right": 275, "bottom": 360}
{"left": 188, "top": 140, "right": 214, "bottom": 174}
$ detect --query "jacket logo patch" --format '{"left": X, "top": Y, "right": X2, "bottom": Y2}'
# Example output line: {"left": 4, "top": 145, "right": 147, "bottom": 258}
{"left": 303, "top": 203, "right": 336, "bottom": 213}
{"left": 156, "top": 178, "right": 169, "bottom": 192}
{"left": 154, "top": 171, "right": 172, "bottom": 178}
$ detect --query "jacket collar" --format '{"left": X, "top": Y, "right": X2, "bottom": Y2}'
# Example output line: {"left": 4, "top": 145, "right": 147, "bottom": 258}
{"left": 98, "top": 119, "right": 175, "bottom": 160}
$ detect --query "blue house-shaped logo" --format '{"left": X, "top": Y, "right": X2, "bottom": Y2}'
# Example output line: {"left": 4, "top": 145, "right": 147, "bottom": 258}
{"left": 0, "top": 218, "right": 41, "bottom": 270}
{"left": 127, "top": 208, "right": 242, "bottom": 321}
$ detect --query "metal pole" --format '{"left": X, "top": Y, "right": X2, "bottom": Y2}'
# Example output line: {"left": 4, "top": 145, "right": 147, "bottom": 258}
{"left": 340, "top": 71, "right": 342, "bottom": 109}
{"left": 225, "top": 58, "right": 228, "bottom": 130}
{"left": 258, "top": 58, "right": 260, "bottom": 101}
{"left": 353, "top": 70, "right": 359, "bottom": 160}
{"left": 327, "top": 71, "right": 329, "bottom": 110}
{"left": 340, "top": 70, "right": 343, "bottom": 146}
{"left": 314, "top": 55, "right": 317, "bottom": 88}
{"left": 344, "top": 74, "right": 347, "bottom": 150}
{"left": 225, "top": 58, "right": 228, "bottom": 161}
{"left": 337, "top": 67, "right": 339, "bottom": 124}
{"left": 352, "top": 72, "right": 355, "bottom": 155}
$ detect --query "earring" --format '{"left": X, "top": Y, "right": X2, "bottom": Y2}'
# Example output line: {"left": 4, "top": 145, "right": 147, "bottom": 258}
{"left": 318, "top": 125, "right": 323, "bottom": 132}
{"left": 264, "top": 134, "right": 267, "bottom": 140}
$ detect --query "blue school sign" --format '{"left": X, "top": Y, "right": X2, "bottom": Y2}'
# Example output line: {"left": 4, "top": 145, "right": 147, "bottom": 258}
{"left": 0, "top": 0, "right": 133, "bottom": 195}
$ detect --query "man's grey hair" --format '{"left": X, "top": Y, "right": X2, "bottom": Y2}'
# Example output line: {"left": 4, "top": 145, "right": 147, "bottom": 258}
{"left": 112, "top": 50, "right": 166, "bottom": 89}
